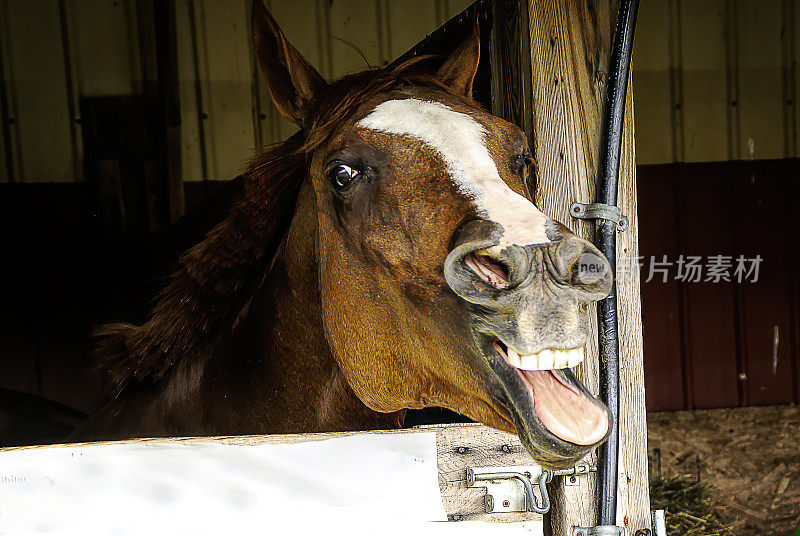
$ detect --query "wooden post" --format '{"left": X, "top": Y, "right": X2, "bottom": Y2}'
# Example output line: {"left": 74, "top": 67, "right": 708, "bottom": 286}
{"left": 525, "top": 1, "right": 651, "bottom": 533}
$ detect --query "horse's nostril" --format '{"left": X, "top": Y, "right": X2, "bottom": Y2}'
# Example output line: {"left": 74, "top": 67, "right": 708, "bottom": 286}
{"left": 574, "top": 252, "right": 608, "bottom": 285}
{"left": 465, "top": 251, "right": 510, "bottom": 289}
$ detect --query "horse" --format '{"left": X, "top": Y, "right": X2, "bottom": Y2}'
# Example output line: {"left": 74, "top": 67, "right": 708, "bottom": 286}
{"left": 73, "top": 1, "right": 614, "bottom": 470}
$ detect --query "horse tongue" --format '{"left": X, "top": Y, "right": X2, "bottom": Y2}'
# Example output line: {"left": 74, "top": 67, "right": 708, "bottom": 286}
{"left": 522, "top": 369, "right": 608, "bottom": 446}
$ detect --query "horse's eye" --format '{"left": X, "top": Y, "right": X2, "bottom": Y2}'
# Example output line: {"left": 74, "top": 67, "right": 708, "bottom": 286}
{"left": 327, "top": 164, "right": 360, "bottom": 189}
{"left": 513, "top": 153, "right": 533, "bottom": 174}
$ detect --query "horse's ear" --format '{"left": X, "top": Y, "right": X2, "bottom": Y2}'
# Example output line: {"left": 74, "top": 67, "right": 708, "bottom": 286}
{"left": 436, "top": 15, "right": 481, "bottom": 99}
{"left": 252, "top": 0, "right": 326, "bottom": 126}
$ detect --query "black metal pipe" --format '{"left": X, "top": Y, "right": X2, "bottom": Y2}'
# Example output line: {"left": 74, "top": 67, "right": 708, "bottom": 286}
{"left": 596, "top": 0, "right": 639, "bottom": 526}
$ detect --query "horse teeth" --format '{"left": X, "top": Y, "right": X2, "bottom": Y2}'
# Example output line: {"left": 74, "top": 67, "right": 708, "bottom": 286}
{"left": 567, "top": 347, "right": 586, "bottom": 367}
{"left": 555, "top": 351, "right": 569, "bottom": 369}
{"left": 517, "top": 351, "right": 537, "bottom": 369}
{"left": 509, "top": 346, "right": 586, "bottom": 371}
{"left": 506, "top": 347, "right": 522, "bottom": 367}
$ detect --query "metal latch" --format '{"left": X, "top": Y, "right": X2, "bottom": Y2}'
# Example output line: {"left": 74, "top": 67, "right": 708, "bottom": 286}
{"left": 570, "top": 202, "right": 629, "bottom": 231}
{"left": 466, "top": 465, "right": 549, "bottom": 513}
{"left": 551, "top": 461, "right": 597, "bottom": 486}
{"left": 466, "top": 462, "right": 597, "bottom": 514}
{"left": 573, "top": 526, "right": 625, "bottom": 536}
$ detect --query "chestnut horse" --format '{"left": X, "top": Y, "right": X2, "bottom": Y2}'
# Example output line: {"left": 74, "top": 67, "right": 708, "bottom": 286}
{"left": 74, "top": 2, "right": 613, "bottom": 469}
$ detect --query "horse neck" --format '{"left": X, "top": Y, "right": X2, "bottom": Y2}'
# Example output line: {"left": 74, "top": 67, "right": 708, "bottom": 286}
{"left": 222, "top": 177, "right": 405, "bottom": 434}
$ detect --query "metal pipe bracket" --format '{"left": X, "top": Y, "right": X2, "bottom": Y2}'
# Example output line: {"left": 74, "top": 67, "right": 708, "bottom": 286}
{"left": 570, "top": 202, "right": 629, "bottom": 232}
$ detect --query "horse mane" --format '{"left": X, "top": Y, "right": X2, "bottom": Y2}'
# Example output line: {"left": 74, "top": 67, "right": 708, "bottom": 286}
{"left": 95, "top": 55, "right": 477, "bottom": 398}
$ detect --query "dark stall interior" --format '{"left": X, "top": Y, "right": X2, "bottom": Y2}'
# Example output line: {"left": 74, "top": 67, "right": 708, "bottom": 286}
{"left": 1, "top": 0, "right": 798, "bottom": 448}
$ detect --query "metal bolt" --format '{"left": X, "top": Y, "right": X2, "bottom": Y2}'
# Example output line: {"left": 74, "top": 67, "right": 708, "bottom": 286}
{"left": 501, "top": 444, "right": 512, "bottom": 453}
{"left": 634, "top": 529, "right": 651, "bottom": 536}
{"left": 201, "top": 112, "right": 209, "bottom": 119}
{"left": 502, "top": 500, "right": 510, "bottom": 508}
{"left": 455, "top": 446, "right": 469, "bottom": 454}
{"left": 569, "top": 476, "right": 577, "bottom": 484}
{"left": 449, "top": 514, "right": 463, "bottom": 522}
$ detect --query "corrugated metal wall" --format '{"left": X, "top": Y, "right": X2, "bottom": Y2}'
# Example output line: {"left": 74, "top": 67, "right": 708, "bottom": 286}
{"left": 634, "top": 0, "right": 800, "bottom": 411}
{"left": 634, "top": 0, "right": 800, "bottom": 165}
{"left": 0, "top": 0, "right": 471, "bottom": 184}
{"left": 4, "top": 1, "right": 798, "bottom": 178}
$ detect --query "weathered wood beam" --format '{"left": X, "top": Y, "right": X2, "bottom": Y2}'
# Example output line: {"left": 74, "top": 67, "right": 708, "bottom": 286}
{"left": 489, "top": 0, "right": 534, "bottom": 172}
{"left": 525, "top": 1, "right": 651, "bottom": 533}
{"left": 388, "top": 1, "right": 650, "bottom": 530}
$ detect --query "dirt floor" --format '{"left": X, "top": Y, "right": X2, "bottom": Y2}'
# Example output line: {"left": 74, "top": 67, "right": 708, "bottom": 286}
{"left": 648, "top": 405, "right": 800, "bottom": 536}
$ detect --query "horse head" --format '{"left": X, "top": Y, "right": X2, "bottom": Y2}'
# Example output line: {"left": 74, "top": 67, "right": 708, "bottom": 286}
{"left": 253, "top": 2, "right": 612, "bottom": 469}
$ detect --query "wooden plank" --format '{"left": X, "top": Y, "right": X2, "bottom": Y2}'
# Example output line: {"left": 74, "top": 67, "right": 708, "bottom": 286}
{"left": 733, "top": 161, "right": 795, "bottom": 405}
{"left": 490, "top": 0, "right": 534, "bottom": 167}
{"left": 176, "top": 0, "right": 207, "bottom": 182}
{"left": 266, "top": 0, "right": 318, "bottom": 143}
{"left": 791, "top": 163, "right": 800, "bottom": 404}
{"left": 2, "top": 0, "right": 74, "bottom": 182}
{"left": 736, "top": 0, "right": 784, "bottom": 160}
{"left": 667, "top": 0, "right": 685, "bottom": 163}
{"left": 679, "top": 0, "right": 728, "bottom": 162}
{"left": 389, "top": 0, "right": 494, "bottom": 111}
{"left": 68, "top": 0, "right": 141, "bottom": 96}
{"left": 327, "top": 0, "right": 381, "bottom": 77}
{"left": 195, "top": 0, "right": 256, "bottom": 180}
{"left": 443, "top": 0, "right": 473, "bottom": 20}
{"left": 0, "top": 17, "right": 10, "bottom": 183}
{"left": 781, "top": 0, "right": 796, "bottom": 158}
{"left": 613, "top": 74, "right": 651, "bottom": 535}
{"left": 529, "top": 0, "right": 605, "bottom": 527}
{"left": 793, "top": 0, "right": 800, "bottom": 158}
{"left": 637, "top": 165, "right": 686, "bottom": 411}
{"left": 0, "top": 0, "right": 26, "bottom": 183}
{"left": 59, "top": 0, "right": 83, "bottom": 183}
{"left": 724, "top": 1, "right": 741, "bottom": 161}
{"left": 2, "top": 423, "right": 544, "bottom": 524}
{"left": 382, "top": 0, "right": 439, "bottom": 65}
{"left": 153, "top": 0, "right": 185, "bottom": 223}
{"left": 676, "top": 164, "right": 740, "bottom": 408}
{"left": 527, "top": 1, "right": 651, "bottom": 532}
{"left": 630, "top": 0, "right": 672, "bottom": 165}
{"left": 528, "top": 0, "right": 650, "bottom": 534}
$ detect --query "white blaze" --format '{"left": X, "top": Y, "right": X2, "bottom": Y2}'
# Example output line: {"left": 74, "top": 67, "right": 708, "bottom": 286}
{"left": 357, "top": 98, "right": 550, "bottom": 246}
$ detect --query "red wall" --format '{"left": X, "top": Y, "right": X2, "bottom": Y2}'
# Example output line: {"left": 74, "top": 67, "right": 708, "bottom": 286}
{"left": 638, "top": 160, "right": 800, "bottom": 411}
{"left": 2, "top": 164, "right": 798, "bottom": 416}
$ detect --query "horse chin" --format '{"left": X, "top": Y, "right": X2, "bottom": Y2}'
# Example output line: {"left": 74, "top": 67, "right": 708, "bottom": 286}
{"left": 485, "top": 342, "right": 612, "bottom": 470}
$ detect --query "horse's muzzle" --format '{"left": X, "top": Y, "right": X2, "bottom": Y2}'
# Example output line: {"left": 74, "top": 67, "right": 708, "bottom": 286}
{"left": 444, "top": 219, "right": 612, "bottom": 310}
{"left": 443, "top": 219, "right": 613, "bottom": 468}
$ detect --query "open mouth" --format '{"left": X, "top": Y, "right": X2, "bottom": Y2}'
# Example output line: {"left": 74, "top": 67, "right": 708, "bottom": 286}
{"left": 493, "top": 340, "right": 609, "bottom": 447}
{"left": 444, "top": 224, "right": 614, "bottom": 466}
